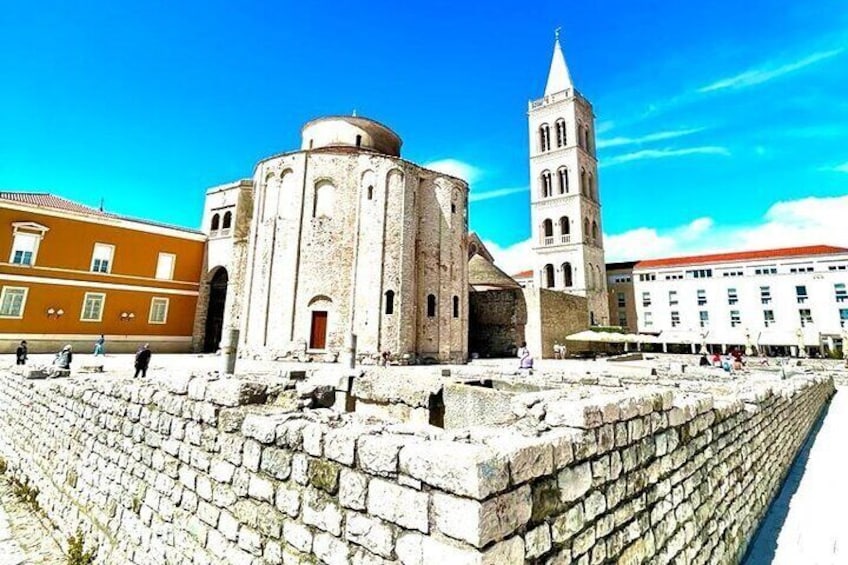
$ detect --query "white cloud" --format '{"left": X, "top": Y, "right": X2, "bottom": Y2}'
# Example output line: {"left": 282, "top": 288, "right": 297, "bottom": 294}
{"left": 479, "top": 237, "right": 534, "bottom": 277}
{"left": 423, "top": 159, "right": 482, "bottom": 183}
{"left": 832, "top": 161, "right": 848, "bottom": 173}
{"left": 595, "top": 120, "right": 615, "bottom": 135}
{"left": 469, "top": 186, "right": 528, "bottom": 203}
{"left": 596, "top": 128, "right": 703, "bottom": 149}
{"left": 603, "top": 195, "right": 848, "bottom": 262}
{"left": 602, "top": 146, "right": 730, "bottom": 167}
{"left": 697, "top": 48, "right": 844, "bottom": 93}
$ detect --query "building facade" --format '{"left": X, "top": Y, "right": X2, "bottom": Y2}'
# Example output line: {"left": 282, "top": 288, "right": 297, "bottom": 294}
{"left": 527, "top": 36, "right": 609, "bottom": 325}
{"left": 606, "top": 261, "right": 637, "bottom": 332}
{"left": 629, "top": 245, "right": 848, "bottom": 355}
{"left": 216, "top": 116, "right": 469, "bottom": 363}
{"left": 0, "top": 193, "right": 206, "bottom": 353}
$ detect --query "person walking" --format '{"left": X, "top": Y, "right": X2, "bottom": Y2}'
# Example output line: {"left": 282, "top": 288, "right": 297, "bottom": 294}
{"left": 134, "top": 344, "right": 152, "bottom": 378}
{"left": 15, "top": 340, "right": 28, "bottom": 365}
{"left": 517, "top": 341, "right": 534, "bottom": 370}
{"left": 93, "top": 335, "right": 106, "bottom": 356}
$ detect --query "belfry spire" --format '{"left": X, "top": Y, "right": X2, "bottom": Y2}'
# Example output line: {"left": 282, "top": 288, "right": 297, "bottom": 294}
{"left": 544, "top": 29, "right": 573, "bottom": 95}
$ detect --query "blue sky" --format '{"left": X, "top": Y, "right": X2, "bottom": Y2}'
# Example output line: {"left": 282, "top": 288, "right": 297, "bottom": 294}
{"left": 2, "top": 1, "right": 847, "bottom": 270}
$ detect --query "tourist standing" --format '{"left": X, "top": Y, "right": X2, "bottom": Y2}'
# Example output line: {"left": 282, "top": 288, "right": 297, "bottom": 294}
{"left": 134, "top": 344, "right": 152, "bottom": 379}
{"left": 93, "top": 334, "right": 105, "bottom": 356}
{"left": 517, "top": 342, "right": 534, "bottom": 370}
{"left": 49, "top": 345, "right": 73, "bottom": 377}
{"left": 15, "top": 340, "right": 28, "bottom": 365}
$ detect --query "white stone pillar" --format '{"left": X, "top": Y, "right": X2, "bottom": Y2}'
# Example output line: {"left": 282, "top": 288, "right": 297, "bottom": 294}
{"left": 221, "top": 327, "right": 239, "bottom": 375}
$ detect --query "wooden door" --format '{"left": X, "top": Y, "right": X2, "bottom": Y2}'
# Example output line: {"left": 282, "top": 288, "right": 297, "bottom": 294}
{"left": 310, "top": 311, "right": 328, "bottom": 349}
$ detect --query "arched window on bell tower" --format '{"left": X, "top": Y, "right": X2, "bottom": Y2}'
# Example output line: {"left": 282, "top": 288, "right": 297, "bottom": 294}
{"left": 558, "top": 167, "right": 568, "bottom": 194}
{"left": 555, "top": 119, "right": 566, "bottom": 147}
{"left": 541, "top": 170, "right": 552, "bottom": 197}
{"left": 543, "top": 264, "right": 555, "bottom": 288}
{"left": 539, "top": 124, "right": 551, "bottom": 152}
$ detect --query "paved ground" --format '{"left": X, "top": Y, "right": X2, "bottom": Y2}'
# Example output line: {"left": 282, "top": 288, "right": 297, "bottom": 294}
{"left": 744, "top": 388, "right": 847, "bottom": 565}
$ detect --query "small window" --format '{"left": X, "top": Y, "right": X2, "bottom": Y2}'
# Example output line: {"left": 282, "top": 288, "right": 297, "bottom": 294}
{"left": 670, "top": 311, "right": 680, "bottom": 327}
{"left": 760, "top": 286, "right": 772, "bottom": 304}
{"left": 642, "top": 292, "right": 651, "bottom": 307}
{"left": 799, "top": 309, "right": 813, "bottom": 327}
{"left": 697, "top": 289, "right": 707, "bottom": 306}
{"left": 452, "top": 296, "right": 459, "bottom": 318}
{"left": 763, "top": 310, "right": 775, "bottom": 327}
{"left": 730, "top": 310, "right": 741, "bottom": 327}
{"left": 222, "top": 211, "right": 232, "bottom": 230}
{"left": 451, "top": 203, "right": 456, "bottom": 214}
{"left": 644, "top": 311, "right": 653, "bottom": 326}
{"left": 427, "top": 294, "right": 437, "bottom": 318}
{"left": 618, "top": 313, "right": 627, "bottom": 327}
{"left": 149, "top": 297, "right": 169, "bottom": 324}
{"left": 0, "top": 286, "right": 28, "bottom": 318}
{"left": 91, "top": 243, "right": 115, "bottom": 274}
{"left": 840, "top": 308, "right": 848, "bottom": 327}
{"left": 835, "top": 283, "right": 847, "bottom": 303}
{"left": 699, "top": 311, "right": 709, "bottom": 327}
{"left": 544, "top": 264, "right": 555, "bottom": 288}
{"left": 210, "top": 213, "right": 220, "bottom": 231}
{"left": 11, "top": 233, "right": 37, "bottom": 265}
{"left": 796, "top": 285, "right": 808, "bottom": 304}
{"left": 384, "top": 290, "right": 395, "bottom": 315}
{"left": 81, "top": 292, "right": 106, "bottom": 322}
{"left": 355, "top": 135, "right": 362, "bottom": 148}
{"left": 617, "top": 292, "right": 625, "bottom": 308}
{"left": 156, "top": 253, "right": 176, "bottom": 280}
{"left": 668, "top": 290, "right": 678, "bottom": 306}
{"left": 562, "top": 263, "right": 573, "bottom": 287}
{"left": 367, "top": 186, "right": 374, "bottom": 200}
{"left": 727, "top": 288, "right": 738, "bottom": 305}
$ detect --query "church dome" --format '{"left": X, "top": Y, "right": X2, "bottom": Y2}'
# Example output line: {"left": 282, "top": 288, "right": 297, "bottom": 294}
{"left": 301, "top": 116, "right": 402, "bottom": 157}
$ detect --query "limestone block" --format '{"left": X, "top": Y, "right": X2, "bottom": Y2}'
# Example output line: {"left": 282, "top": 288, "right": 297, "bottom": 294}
{"left": 308, "top": 459, "right": 340, "bottom": 495}
{"left": 525, "top": 523, "right": 552, "bottom": 559}
{"left": 218, "top": 408, "right": 246, "bottom": 433}
{"left": 218, "top": 509, "right": 239, "bottom": 541}
{"left": 432, "top": 485, "right": 531, "bottom": 548}
{"left": 205, "top": 380, "right": 267, "bottom": 407}
{"left": 242, "top": 413, "right": 282, "bottom": 444}
{"left": 313, "top": 532, "right": 350, "bottom": 565}
{"left": 358, "top": 434, "right": 407, "bottom": 476}
{"left": 486, "top": 435, "right": 554, "bottom": 485}
{"left": 257, "top": 506, "right": 284, "bottom": 539}
{"left": 283, "top": 520, "right": 313, "bottom": 553}
{"left": 275, "top": 484, "right": 300, "bottom": 517}
{"left": 260, "top": 447, "right": 292, "bottom": 480}
{"left": 551, "top": 503, "right": 584, "bottom": 543}
{"left": 399, "top": 441, "right": 508, "bottom": 499}
{"left": 545, "top": 400, "right": 604, "bottom": 429}
{"left": 558, "top": 462, "right": 593, "bottom": 502}
{"left": 302, "top": 422, "right": 324, "bottom": 457}
{"left": 210, "top": 459, "right": 236, "bottom": 483}
{"left": 366, "top": 478, "right": 429, "bottom": 533}
{"left": 248, "top": 474, "right": 275, "bottom": 503}
{"left": 302, "top": 488, "right": 343, "bottom": 536}
{"left": 582, "top": 490, "right": 606, "bottom": 521}
{"left": 243, "top": 439, "right": 262, "bottom": 471}
{"left": 340, "top": 468, "right": 369, "bottom": 510}
{"left": 324, "top": 425, "right": 363, "bottom": 465}
{"left": 345, "top": 511, "right": 395, "bottom": 558}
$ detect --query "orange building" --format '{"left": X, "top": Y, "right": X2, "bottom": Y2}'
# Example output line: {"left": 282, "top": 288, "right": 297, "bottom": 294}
{"left": 0, "top": 193, "right": 206, "bottom": 354}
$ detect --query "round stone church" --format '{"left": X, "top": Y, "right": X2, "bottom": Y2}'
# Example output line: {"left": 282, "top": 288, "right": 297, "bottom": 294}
{"left": 201, "top": 116, "right": 469, "bottom": 363}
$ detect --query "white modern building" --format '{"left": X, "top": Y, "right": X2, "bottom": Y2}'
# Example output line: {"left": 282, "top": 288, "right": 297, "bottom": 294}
{"left": 527, "top": 35, "right": 609, "bottom": 325}
{"left": 629, "top": 245, "right": 848, "bottom": 356}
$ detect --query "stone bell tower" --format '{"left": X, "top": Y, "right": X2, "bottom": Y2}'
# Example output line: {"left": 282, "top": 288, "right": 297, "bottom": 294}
{"left": 527, "top": 33, "right": 609, "bottom": 325}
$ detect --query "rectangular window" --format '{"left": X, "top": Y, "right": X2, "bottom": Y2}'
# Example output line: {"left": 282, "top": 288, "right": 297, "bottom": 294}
{"left": 840, "top": 308, "right": 848, "bottom": 327}
{"left": 686, "top": 269, "right": 713, "bottom": 279}
{"left": 638, "top": 273, "right": 656, "bottom": 282}
{"left": 668, "top": 290, "right": 678, "bottom": 306}
{"left": 156, "top": 253, "right": 176, "bottom": 280}
{"left": 149, "top": 297, "right": 169, "bottom": 324}
{"left": 796, "top": 285, "right": 808, "bottom": 304}
{"left": 699, "top": 311, "right": 709, "bottom": 328}
{"left": 90, "top": 243, "right": 115, "bottom": 273}
{"left": 0, "top": 287, "right": 28, "bottom": 318}
{"left": 670, "top": 311, "right": 680, "bottom": 327}
{"left": 81, "top": 292, "right": 105, "bottom": 322}
{"left": 790, "top": 266, "right": 814, "bottom": 274}
{"left": 760, "top": 286, "right": 771, "bottom": 305}
{"left": 644, "top": 311, "right": 653, "bottom": 326}
{"left": 10, "top": 233, "right": 38, "bottom": 266}
{"left": 835, "top": 283, "right": 847, "bottom": 303}
{"left": 727, "top": 288, "right": 738, "bottom": 305}
{"left": 697, "top": 289, "right": 707, "bottom": 306}
{"left": 828, "top": 264, "right": 847, "bottom": 271}
{"left": 642, "top": 292, "right": 651, "bottom": 307}
{"left": 618, "top": 313, "right": 627, "bottom": 327}
{"left": 754, "top": 267, "right": 777, "bottom": 275}
{"left": 763, "top": 310, "right": 775, "bottom": 327}
{"left": 617, "top": 292, "right": 626, "bottom": 308}
{"left": 799, "top": 309, "right": 813, "bottom": 327}
{"left": 722, "top": 271, "right": 743, "bottom": 277}
{"left": 730, "top": 310, "right": 741, "bottom": 327}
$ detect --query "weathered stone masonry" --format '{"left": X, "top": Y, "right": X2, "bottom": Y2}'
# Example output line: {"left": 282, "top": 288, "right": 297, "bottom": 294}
{"left": 0, "top": 370, "right": 834, "bottom": 564}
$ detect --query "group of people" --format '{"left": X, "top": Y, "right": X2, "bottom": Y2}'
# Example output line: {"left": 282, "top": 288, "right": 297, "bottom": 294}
{"left": 13, "top": 338, "right": 152, "bottom": 378}
{"left": 699, "top": 349, "right": 746, "bottom": 373}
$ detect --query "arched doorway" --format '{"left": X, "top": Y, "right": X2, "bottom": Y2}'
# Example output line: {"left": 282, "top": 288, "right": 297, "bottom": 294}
{"left": 204, "top": 268, "right": 228, "bottom": 352}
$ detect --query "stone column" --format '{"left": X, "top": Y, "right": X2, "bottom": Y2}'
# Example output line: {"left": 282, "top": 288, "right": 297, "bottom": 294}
{"left": 221, "top": 327, "right": 239, "bottom": 374}
{"left": 341, "top": 333, "right": 357, "bottom": 369}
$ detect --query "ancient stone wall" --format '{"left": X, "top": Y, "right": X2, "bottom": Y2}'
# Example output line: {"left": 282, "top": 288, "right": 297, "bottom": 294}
{"left": 0, "top": 370, "right": 834, "bottom": 564}
{"left": 524, "top": 288, "right": 589, "bottom": 359}
{"left": 468, "top": 288, "right": 527, "bottom": 358}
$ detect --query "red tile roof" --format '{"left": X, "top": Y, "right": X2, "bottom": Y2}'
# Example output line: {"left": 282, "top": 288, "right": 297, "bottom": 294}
{"left": 0, "top": 191, "right": 204, "bottom": 235}
{"left": 635, "top": 245, "right": 848, "bottom": 269}
{"left": 512, "top": 269, "right": 533, "bottom": 279}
